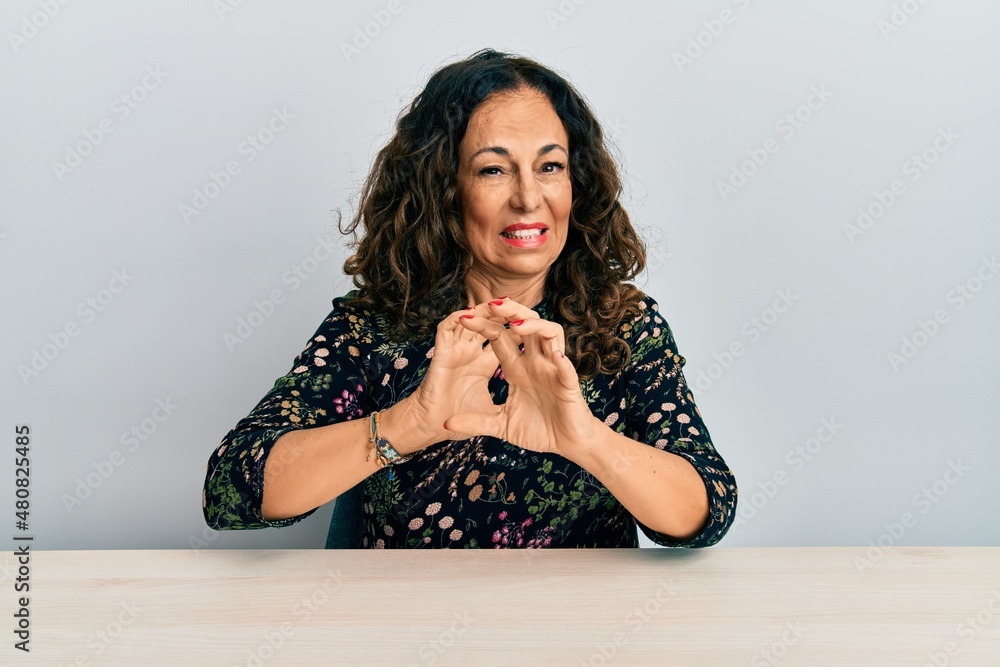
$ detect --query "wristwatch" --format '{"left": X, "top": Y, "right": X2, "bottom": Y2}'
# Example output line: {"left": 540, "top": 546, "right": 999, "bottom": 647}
{"left": 366, "top": 410, "right": 412, "bottom": 467}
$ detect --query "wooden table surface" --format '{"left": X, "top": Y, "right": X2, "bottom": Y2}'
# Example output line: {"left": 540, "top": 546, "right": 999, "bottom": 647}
{"left": 3, "top": 547, "right": 999, "bottom": 666}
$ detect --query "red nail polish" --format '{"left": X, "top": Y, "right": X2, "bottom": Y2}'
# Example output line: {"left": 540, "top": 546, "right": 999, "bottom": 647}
{"left": 489, "top": 299, "right": 504, "bottom": 306}
{"left": 460, "top": 315, "right": 474, "bottom": 319}
{"left": 498, "top": 295, "right": 508, "bottom": 299}
{"left": 510, "top": 319, "right": 524, "bottom": 326}
{"left": 465, "top": 306, "right": 475, "bottom": 310}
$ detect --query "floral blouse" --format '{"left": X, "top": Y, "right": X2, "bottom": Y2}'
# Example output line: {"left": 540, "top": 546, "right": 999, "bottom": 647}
{"left": 202, "top": 288, "right": 738, "bottom": 548}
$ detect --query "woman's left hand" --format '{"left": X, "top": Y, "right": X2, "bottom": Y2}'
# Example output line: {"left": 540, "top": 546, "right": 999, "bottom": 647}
{"left": 444, "top": 298, "right": 600, "bottom": 457}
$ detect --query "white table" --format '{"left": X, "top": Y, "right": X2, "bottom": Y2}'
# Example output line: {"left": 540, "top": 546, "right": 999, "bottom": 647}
{"left": 4, "top": 547, "right": 999, "bottom": 665}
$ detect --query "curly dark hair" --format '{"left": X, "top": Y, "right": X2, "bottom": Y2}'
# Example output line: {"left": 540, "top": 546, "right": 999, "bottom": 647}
{"left": 340, "top": 48, "right": 647, "bottom": 379}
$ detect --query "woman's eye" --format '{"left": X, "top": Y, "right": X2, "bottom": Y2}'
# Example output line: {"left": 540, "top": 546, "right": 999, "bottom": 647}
{"left": 541, "top": 161, "right": 566, "bottom": 173}
{"left": 479, "top": 166, "right": 502, "bottom": 176}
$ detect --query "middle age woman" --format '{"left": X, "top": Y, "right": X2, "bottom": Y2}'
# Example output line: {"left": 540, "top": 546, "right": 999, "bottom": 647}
{"left": 202, "top": 48, "right": 738, "bottom": 549}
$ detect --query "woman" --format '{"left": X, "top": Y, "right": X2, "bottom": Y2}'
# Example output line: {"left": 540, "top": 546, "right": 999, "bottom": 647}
{"left": 202, "top": 49, "right": 738, "bottom": 548}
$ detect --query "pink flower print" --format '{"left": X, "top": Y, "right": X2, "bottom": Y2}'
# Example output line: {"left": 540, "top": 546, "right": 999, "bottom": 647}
{"left": 384, "top": 525, "right": 394, "bottom": 537}
{"left": 331, "top": 384, "right": 364, "bottom": 418}
{"left": 647, "top": 412, "right": 662, "bottom": 424}
{"left": 315, "top": 348, "right": 329, "bottom": 357}
{"left": 438, "top": 516, "right": 454, "bottom": 529}
{"left": 425, "top": 502, "right": 442, "bottom": 516}
{"left": 314, "top": 357, "right": 326, "bottom": 367}
{"left": 375, "top": 538, "right": 385, "bottom": 549}
{"left": 315, "top": 335, "right": 326, "bottom": 342}
{"left": 408, "top": 517, "right": 423, "bottom": 530}
{"left": 677, "top": 413, "right": 691, "bottom": 424}
{"left": 423, "top": 536, "right": 431, "bottom": 544}
{"left": 498, "top": 511, "right": 508, "bottom": 521}
{"left": 604, "top": 413, "right": 619, "bottom": 426}
{"left": 217, "top": 444, "right": 227, "bottom": 456}
{"left": 662, "top": 402, "right": 676, "bottom": 411}
{"left": 293, "top": 365, "right": 308, "bottom": 374}
{"left": 393, "top": 357, "right": 408, "bottom": 369}
{"left": 426, "top": 347, "right": 435, "bottom": 358}
{"left": 688, "top": 426, "right": 700, "bottom": 436}
{"left": 449, "top": 529, "right": 463, "bottom": 541}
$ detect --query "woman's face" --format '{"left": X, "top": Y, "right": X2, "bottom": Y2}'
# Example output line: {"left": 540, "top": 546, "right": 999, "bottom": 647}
{"left": 456, "top": 88, "right": 572, "bottom": 291}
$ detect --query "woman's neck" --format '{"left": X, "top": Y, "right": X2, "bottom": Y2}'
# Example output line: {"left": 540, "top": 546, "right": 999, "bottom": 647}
{"left": 463, "top": 272, "right": 547, "bottom": 309}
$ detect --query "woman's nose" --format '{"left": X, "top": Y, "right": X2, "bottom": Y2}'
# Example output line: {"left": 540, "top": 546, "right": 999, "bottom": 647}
{"left": 510, "top": 172, "right": 541, "bottom": 211}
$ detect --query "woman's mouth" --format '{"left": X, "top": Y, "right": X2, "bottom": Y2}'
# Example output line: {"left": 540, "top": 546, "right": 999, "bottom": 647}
{"left": 500, "top": 225, "right": 549, "bottom": 248}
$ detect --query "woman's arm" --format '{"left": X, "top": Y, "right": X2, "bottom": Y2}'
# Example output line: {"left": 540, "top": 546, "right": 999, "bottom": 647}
{"left": 203, "top": 295, "right": 508, "bottom": 529}
{"left": 559, "top": 421, "right": 710, "bottom": 541}
{"left": 259, "top": 396, "right": 425, "bottom": 521}
{"left": 448, "top": 294, "right": 738, "bottom": 547}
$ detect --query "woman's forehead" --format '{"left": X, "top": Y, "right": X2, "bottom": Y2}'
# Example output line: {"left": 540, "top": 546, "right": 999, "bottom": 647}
{"left": 462, "top": 91, "right": 568, "bottom": 155}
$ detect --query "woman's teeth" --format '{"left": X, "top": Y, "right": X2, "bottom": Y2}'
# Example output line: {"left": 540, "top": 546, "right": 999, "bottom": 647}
{"left": 501, "top": 229, "right": 545, "bottom": 239}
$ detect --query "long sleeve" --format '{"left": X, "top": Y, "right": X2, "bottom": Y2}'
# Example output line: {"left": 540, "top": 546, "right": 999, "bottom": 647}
{"left": 620, "top": 294, "right": 738, "bottom": 547}
{"left": 202, "top": 293, "right": 370, "bottom": 530}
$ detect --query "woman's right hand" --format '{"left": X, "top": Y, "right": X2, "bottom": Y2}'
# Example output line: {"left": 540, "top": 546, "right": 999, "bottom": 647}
{"left": 385, "top": 298, "right": 507, "bottom": 453}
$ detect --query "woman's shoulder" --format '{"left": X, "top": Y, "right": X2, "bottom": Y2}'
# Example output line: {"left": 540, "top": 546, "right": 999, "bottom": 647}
{"left": 329, "top": 289, "right": 397, "bottom": 338}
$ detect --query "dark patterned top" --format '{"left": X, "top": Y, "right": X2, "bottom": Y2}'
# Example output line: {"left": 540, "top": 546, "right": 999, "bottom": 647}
{"left": 202, "top": 288, "right": 738, "bottom": 548}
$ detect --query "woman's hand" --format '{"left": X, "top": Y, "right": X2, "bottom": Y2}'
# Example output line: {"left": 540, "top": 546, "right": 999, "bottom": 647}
{"left": 395, "top": 301, "right": 506, "bottom": 453}
{"left": 443, "top": 299, "right": 601, "bottom": 457}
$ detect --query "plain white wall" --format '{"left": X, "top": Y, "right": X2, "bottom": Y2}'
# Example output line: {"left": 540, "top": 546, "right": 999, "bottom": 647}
{"left": 2, "top": 1, "right": 998, "bottom": 551}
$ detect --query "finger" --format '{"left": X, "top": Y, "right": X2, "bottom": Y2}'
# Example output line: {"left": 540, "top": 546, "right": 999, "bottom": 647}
{"left": 467, "top": 298, "right": 515, "bottom": 324}
{"left": 444, "top": 410, "right": 503, "bottom": 439}
{"left": 509, "top": 318, "right": 565, "bottom": 357}
{"left": 552, "top": 349, "right": 580, "bottom": 391}
{"left": 458, "top": 317, "right": 521, "bottom": 363}
{"left": 486, "top": 298, "right": 540, "bottom": 324}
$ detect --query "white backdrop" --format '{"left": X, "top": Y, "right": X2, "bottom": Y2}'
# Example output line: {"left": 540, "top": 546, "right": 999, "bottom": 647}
{"left": 2, "top": 1, "right": 998, "bottom": 552}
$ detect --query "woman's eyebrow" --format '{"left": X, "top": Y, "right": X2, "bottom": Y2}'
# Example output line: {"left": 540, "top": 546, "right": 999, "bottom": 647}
{"left": 469, "top": 143, "right": 568, "bottom": 160}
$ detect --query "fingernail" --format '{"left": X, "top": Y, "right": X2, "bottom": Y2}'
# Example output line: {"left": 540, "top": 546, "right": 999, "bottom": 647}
{"left": 558, "top": 350, "right": 564, "bottom": 358}
{"left": 509, "top": 319, "right": 524, "bottom": 326}
{"left": 489, "top": 299, "right": 504, "bottom": 306}
{"left": 460, "top": 315, "right": 474, "bottom": 319}
{"left": 465, "top": 306, "right": 475, "bottom": 310}
{"left": 498, "top": 295, "right": 508, "bottom": 299}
